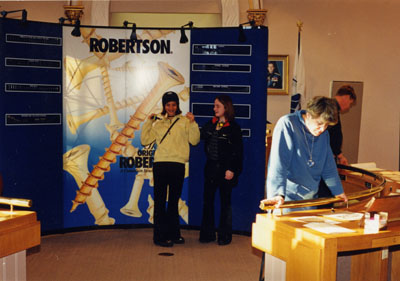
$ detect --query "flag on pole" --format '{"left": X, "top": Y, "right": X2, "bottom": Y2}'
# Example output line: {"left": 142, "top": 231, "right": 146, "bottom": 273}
{"left": 290, "top": 22, "right": 305, "bottom": 113}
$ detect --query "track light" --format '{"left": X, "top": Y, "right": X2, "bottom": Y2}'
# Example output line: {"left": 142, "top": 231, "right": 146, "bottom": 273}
{"left": 238, "top": 20, "right": 255, "bottom": 42}
{"left": 123, "top": 21, "right": 137, "bottom": 41}
{"left": 22, "top": 10, "right": 27, "bottom": 22}
{"left": 179, "top": 21, "right": 193, "bottom": 44}
{"left": 130, "top": 23, "right": 137, "bottom": 41}
{"left": 59, "top": 17, "right": 66, "bottom": 25}
{"left": 71, "top": 19, "right": 81, "bottom": 37}
{"left": 238, "top": 25, "right": 246, "bottom": 42}
{"left": 0, "top": 9, "right": 28, "bottom": 22}
{"left": 180, "top": 27, "right": 188, "bottom": 44}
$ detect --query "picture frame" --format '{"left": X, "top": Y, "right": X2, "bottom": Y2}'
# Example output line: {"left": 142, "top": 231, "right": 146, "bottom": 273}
{"left": 267, "top": 55, "right": 289, "bottom": 95}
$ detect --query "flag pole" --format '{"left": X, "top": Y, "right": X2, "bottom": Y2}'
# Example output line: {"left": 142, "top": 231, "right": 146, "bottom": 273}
{"left": 296, "top": 21, "right": 303, "bottom": 54}
{"left": 297, "top": 21, "right": 303, "bottom": 31}
{"left": 290, "top": 20, "right": 305, "bottom": 113}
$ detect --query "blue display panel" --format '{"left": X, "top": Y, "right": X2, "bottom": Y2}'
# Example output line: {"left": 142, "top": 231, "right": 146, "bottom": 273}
{"left": 189, "top": 27, "right": 268, "bottom": 232}
{"left": 0, "top": 19, "right": 267, "bottom": 233}
{"left": 0, "top": 18, "right": 63, "bottom": 231}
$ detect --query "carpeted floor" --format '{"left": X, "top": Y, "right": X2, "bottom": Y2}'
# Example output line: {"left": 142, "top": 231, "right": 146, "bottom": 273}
{"left": 26, "top": 228, "right": 263, "bottom": 281}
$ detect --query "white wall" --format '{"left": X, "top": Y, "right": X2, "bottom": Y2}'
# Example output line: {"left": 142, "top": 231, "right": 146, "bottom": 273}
{"left": 252, "top": 0, "right": 400, "bottom": 170}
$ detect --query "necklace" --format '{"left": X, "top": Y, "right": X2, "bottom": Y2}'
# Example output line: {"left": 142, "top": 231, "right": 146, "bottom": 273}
{"left": 302, "top": 126, "right": 315, "bottom": 167}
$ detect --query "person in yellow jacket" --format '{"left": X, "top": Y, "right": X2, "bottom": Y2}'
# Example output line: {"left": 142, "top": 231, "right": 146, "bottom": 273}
{"left": 141, "top": 91, "right": 200, "bottom": 247}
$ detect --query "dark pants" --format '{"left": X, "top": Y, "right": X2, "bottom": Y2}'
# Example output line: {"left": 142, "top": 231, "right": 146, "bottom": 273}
{"left": 153, "top": 162, "right": 185, "bottom": 242}
{"left": 200, "top": 161, "right": 234, "bottom": 242}
{"left": 317, "top": 180, "right": 334, "bottom": 209}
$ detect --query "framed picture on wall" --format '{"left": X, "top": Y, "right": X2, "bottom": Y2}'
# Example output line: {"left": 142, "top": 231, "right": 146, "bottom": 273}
{"left": 267, "top": 55, "right": 289, "bottom": 95}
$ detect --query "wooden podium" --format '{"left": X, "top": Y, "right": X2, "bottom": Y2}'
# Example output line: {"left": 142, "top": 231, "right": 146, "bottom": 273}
{"left": 0, "top": 210, "right": 40, "bottom": 281}
{"left": 252, "top": 210, "right": 400, "bottom": 281}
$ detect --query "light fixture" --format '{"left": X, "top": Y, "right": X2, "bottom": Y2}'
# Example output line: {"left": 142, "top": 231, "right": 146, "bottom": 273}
{"left": 71, "top": 19, "right": 81, "bottom": 37}
{"left": 180, "top": 21, "right": 193, "bottom": 44}
{"left": 0, "top": 9, "right": 28, "bottom": 22}
{"left": 246, "top": 9, "right": 267, "bottom": 26}
{"left": 63, "top": 2, "right": 84, "bottom": 24}
{"left": 59, "top": 17, "right": 66, "bottom": 25}
{"left": 130, "top": 23, "right": 137, "bottom": 41}
{"left": 180, "top": 27, "right": 188, "bottom": 44}
{"left": 123, "top": 21, "right": 137, "bottom": 41}
{"left": 238, "top": 20, "right": 255, "bottom": 42}
{"left": 22, "top": 9, "right": 27, "bottom": 22}
{"left": 238, "top": 25, "right": 246, "bottom": 43}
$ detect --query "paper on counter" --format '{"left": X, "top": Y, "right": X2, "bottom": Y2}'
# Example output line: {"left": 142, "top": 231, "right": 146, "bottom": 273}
{"left": 322, "top": 211, "right": 364, "bottom": 221}
{"left": 292, "top": 216, "right": 340, "bottom": 224}
{"left": 304, "top": 222, "right": 355, "bottom": 234}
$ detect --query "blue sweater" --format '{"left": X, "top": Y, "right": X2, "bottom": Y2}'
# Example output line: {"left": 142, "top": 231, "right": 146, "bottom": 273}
{"left": 266, "top": 110, "right": 343, "bottom": 203}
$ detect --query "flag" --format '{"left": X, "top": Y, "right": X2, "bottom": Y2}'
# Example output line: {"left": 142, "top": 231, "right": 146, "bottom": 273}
{"left": 290, "top": 26, "right": 305, "bottom": 113}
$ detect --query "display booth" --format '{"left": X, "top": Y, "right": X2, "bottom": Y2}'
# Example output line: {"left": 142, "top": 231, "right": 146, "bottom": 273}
{"left": 0, "top": 18, "right": 268, "bottom": 232}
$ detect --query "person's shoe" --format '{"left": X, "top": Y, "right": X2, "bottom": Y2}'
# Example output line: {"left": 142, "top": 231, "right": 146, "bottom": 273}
{"left": 199, "top": 237, "right": 216, "bottom": 243}
{"left": 173, "top": 237, "right": 185, "bottom": 244}
{"left": 154, "top": 240, "right": 173, "bottom": 247}
{"left": 217, "top": 238, "right": 231, "bottom": 246}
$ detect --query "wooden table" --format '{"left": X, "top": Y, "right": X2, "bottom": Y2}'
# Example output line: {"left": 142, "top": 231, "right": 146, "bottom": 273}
{"left": 0, "top": 210, "right": 40, "bottom": 281}
{"left": 252, "top": 210, "right": 400, "bottom": 281}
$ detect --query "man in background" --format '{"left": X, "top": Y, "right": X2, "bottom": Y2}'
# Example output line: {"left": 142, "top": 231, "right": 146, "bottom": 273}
{"left": 318, "top": 85, "right": 356, "bottom": 201}
{"left": 328, "top": 85, "right": 357, "bottom": 165}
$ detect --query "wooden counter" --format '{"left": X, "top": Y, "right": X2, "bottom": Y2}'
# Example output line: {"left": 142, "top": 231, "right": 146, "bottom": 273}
{"left": 0, "top": 210, "right": 41, "bottom": 281}
{"left": 252, "top": 210, "right": 400, "bottom": 281}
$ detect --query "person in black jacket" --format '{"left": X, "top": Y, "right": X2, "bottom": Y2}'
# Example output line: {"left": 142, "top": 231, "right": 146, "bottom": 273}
{"left": 328, "top": 85, "right": 356, "bottom": 165}
{"left": 317, "top": 85, "right": 356, "bottom": 206}
{"left": 199, "top": 95, "right": 243, "bottom": 246}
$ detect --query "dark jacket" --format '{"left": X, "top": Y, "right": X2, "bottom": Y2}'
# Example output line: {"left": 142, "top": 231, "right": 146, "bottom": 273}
{"left": 328, "top": 101, "right": 343, "bottom": 157}
{"left": 201, "top": 117, "right": 243, "bottom": 181}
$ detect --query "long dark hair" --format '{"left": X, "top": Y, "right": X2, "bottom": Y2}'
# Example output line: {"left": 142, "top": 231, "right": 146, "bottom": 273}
{"left": 216, "top": 95, "right": 235, "bottom": 121}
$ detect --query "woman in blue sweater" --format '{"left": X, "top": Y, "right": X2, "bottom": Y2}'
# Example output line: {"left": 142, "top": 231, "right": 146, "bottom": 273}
{"left": 261, "top": 96, "right": 347, "bottom": 213}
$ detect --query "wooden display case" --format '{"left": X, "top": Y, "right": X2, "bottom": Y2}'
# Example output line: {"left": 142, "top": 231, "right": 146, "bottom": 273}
{"left": 252, "top": 210, "right": 400, "bottom": 281}
{"left": 0, "top": 210, "right": 40, "bottom": 281}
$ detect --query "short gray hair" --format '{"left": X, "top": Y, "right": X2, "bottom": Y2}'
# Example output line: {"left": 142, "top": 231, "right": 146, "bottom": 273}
{"left": 306, "top": 96, "right": 338, "bottom": 125}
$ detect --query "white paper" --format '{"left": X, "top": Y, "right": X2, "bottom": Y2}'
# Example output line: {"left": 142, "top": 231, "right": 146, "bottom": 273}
{"left": 292, "top": 216, "right": 340, "bottom": 224}
{"left": 322, "top": 211, "right": 364, "bottom": 221}
{"left": 304, "top": 222, "right": 356, "bottom": 234}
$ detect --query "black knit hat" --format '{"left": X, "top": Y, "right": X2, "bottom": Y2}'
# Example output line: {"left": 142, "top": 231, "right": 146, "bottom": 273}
{"left": 161, "top": 91, "right": 182, "bottom": 115}
{"left": 162, "top": 91, "right": 179, "bottom": 107}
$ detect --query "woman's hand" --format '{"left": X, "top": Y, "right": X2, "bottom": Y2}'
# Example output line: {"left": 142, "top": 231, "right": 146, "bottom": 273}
{"left": 336, "top": 192, "right": 348, "bottom": 203}
{"left": 225, "top": 170, "right": 234, "bottom": 180}
{"left": 186, "top": 112, "right": 195, "bottom": 122}
{"left": 260, "top": 196, "right": 284, "bottom": 209}
{"left": 148, "top": 113, "right": 156, "bottom": 120}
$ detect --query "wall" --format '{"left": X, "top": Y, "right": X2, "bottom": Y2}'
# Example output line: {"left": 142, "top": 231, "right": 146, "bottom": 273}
{"left": 248, "top": 0, "right": 400, "bottom": 170}
{"left": 1, "top": 0, "right": 399, "bottom": 170}
{"left": 0, "top": 1, "right": 64, "bottom": 23}
{"left": 110, "top": 13, "right": 221, "bottom": 27}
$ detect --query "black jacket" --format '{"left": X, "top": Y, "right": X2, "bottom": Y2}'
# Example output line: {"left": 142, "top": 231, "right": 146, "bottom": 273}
{"left": 328, "top": 101, "right": 343, "bottom": 157}
{"left": 201, "top": 117, "right": 243, "bottom": 177}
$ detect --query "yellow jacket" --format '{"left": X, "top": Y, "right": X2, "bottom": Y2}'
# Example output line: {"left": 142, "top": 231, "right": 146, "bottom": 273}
{"left": 141, "top": 114, "right": 200, "bottom": 164}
